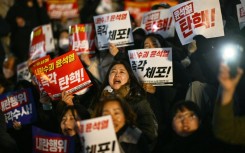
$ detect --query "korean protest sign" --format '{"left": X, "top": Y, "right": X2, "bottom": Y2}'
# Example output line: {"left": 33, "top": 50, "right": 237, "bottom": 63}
{"left": 29, "top": 55, "right": 51, "bottom": 95}
{"left": 170, "top": 0, "right": 224, "bottom": 45}
{"left": 141, "top": 9, "right": 175, "bottom": 38}
{"left": 32, "top": 51, "right": 92, "bottom": 100}
{"left": 29, "top": 55, "right": 51, "bottom": 72}
{"left": 93, "top": 10, "right": 134, "bottom": 50}
{"left": 77, "top": 115, "right": 120, "bottom": 153}
{"left": 29, "top": 24, "right": 55, "bottom": 60}
{"left": 237, "top": 4, "right": 245, "bottom": 30}
{"left": 69, "top": 24, "right": 96, "bottom": 55}
{"left": 0, "top": 88, "right": 37, "bottom": 128}
{"left": 17, "top": 61, "right": 32, "bottom": 82}
{"left": 46, "top": 0, "right": 79, "bottom": 19}
{"left": 32, "top": 126, "right": 75, "bottom": 153}
{"left": 128, "top": 48, "right": 173, "bottom": 86}
{"left": 124, "top": 0, "right": 179, "bottom": 27}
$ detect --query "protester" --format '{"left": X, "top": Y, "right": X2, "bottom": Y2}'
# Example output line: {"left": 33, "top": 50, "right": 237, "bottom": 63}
{"left": 57, "top": 29, "right": 70, "bottom": 56}
{"left": 1, "top": 0, "right": 245, "bottom": 152}
{"left": 142, "top": 33, "right": 191, "bottom": 147}
{"left": 161, "top": 100, "right": 214, "bottom": 153}
{"left": 7, "top": 80, "right": 42, "bottom": 153}
{"left": 92, "top": 59, "right": 158, "bottom": 151}
{"left": 213, "top": 63, "right": 245, "bottom": 145}
{"left": 0, "top": 16, "right": 10, "bottom": 71}
{"left": 58, "top": 105, "right": 90, "bottom": 153}
{"left": 93, "top": 94, "right": 150, "bottom": 153}
{"left": 5, "top": 0, "right": 50, "bottom": 63}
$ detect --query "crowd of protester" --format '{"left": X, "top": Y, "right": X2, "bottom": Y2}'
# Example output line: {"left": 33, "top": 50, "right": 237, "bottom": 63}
{"left": 0, "top": 0, "right": 245, "bottom": 153}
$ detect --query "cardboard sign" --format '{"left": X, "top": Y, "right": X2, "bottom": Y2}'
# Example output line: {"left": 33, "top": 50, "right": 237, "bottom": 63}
{"left": 29, "top": 55, "right": 51, "bottom": 71}
{"left": 0, "top": 88, "right": 37, "bottom": 128}
{"left": 128, "top": 48, "right": 173, "bottom": 86}
{"left": 69, "top": 24, "right": 96, "bottom": 55}
{"left": 77, "top": 116, "right": 120, "bottom": 153}
{"left": 94, "top": 11, "right": 134, "bottom": 50}
{"left": 33, "top": 51, "right": 92, "bottom": 100}
{"left": 29, "top": 24, "right": 55, "bottom": 60}
{"left": 170, "top": 0, "right": 224, "bottom": 45}
{"left": 141, "top": 9, "right": 175, "bottom": 38}
{"left": 32, "top": 126, "right": 75, "bottom": 153}
{"left": 46, "top": 0, "right": 79, "bottom": 19}
{"left": 124, "top": 0, "right": 179, "bottom": 27}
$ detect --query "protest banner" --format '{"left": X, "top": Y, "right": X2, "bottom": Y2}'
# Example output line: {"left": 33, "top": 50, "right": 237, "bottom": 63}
{"left": 237, "top": 4, "right": 245, "bottom": 30}
{"left": 94, "top": 10, "right": 134, "bottom": 50}
{"left": 32, "top": 126, "right": 75, "bottom": 153}
{"left": 170, "top": 0, "right": 224, "bottom": 45}
{"left": 124, "top": 0, "right": 179, "bottom": 27}
{"left": 0, "top": 88, "right": 37, "bottom": 128}
{"left": 17, "top": 61, "right": 32, "bottom": 82}
{"left": 69, "top": 24, "right": 96, "bottom": 55}
{"left": 46, "top": 0, "right": 79, "bottom": 19}
{"left": 32, "top": 51, "right": 92, "bottom": 100}
{"left": 77, "top": 115, "right": 120, "bottom": 153}
{"left": 141, "top": 8, "right": 175, "bottom": 38}
{"left": 29, "top": 24, "right": 55, "bottom": 60}
{"left": 128, "top": 48, "right": 173, "bottom": 86}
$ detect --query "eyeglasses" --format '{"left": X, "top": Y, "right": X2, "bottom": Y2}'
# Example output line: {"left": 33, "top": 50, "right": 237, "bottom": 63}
{"left": 174, "top": 113, "right": 197, "bottom": 122}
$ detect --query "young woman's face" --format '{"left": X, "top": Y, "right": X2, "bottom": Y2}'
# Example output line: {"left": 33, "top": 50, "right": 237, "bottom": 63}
{"left": 172, "top": 108, "right": 200, "bottom": 137}
{"left": 60, "top": 110, "right": 77, "bottom": 136}
{"left": 102, "top": 100, "right": 126, "bottom": 133}
{"left": 108, "top": 64, "right": 129, "bottom": 90}
{"left": 144, "top": 37, "right": 161, "bottom": 48}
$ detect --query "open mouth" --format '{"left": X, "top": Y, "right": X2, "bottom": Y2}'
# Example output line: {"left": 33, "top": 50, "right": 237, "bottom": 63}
{"left": 113, "top": 79, "right": 121, "bottom": 84}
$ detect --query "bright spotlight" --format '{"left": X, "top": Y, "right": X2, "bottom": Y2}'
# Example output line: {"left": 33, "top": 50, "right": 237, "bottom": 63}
{"left": 222, "top": 44, "right": 237, "bottom": 62}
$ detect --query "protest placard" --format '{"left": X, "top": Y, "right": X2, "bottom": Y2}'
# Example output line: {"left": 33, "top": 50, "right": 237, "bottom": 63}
{"left": 77, "top": 115, "right": 120, "bottom": 153}
{"left": 46, "top": 0, "right": 79, "bottom": 19}
{"left": 141, "top": 9, "right": 175, "bottom": 38}
{"left": 128, "top": 48, "right": 173, "bottom": 86}
{"left": 94, "top": 11, "right": 134, "bottom": 50}
{"left": 0, "top": 88, "right": 37, "bottom": 128}
{"left": 32, "top": 126, "right": 75, "bottom": 153}
{"left": 69, "top": 24, "right": 96, "bottom": 55}
{"left": 170, "top": 0, "right": 224, "bottom": 45}
{"left": 29, "top": 24, "right": 55, "bottom": 60}
{"left": 33, "top": 51, "right": 92, "bottom": 100}
{"left": 124, "top": 0, "right": 179, "bottom": 27}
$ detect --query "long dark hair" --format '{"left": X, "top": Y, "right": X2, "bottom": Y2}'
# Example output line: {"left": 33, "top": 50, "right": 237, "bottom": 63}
{"left": 141, "top": 33, "right": 168, "bottom": 48}
{"left": 59, "top": 105, "right": 90, "bottom": 125}
{"left": 94, "top": 60, "right": 146, "bottom": 104}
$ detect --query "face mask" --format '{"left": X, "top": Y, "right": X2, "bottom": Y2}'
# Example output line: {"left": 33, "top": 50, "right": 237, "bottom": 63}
{"left": 59, "top": 38, "right": 69, "bottom": 50}
{"left": 3, "top": 68, "right": 14, "bottom": 79}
